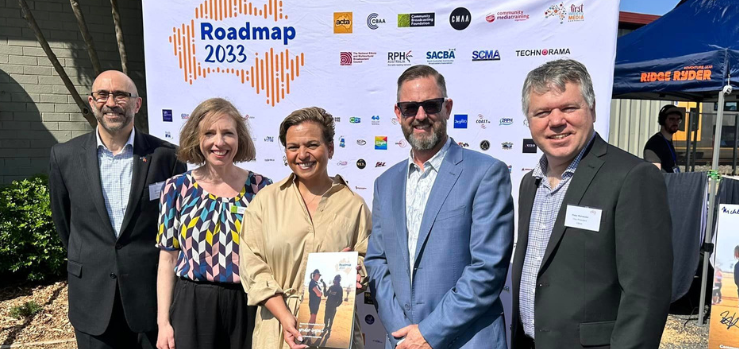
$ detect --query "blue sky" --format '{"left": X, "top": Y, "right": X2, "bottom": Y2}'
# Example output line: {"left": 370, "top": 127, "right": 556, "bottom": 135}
{"left": 620, "top": 0, "right": 680, "bottom": 15}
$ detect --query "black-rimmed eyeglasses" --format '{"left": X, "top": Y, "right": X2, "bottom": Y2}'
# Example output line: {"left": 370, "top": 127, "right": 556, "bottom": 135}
{"left": 90, "top": 90, "right": 137, "bottom": 103}
{"left": 396, "top": 98, "right": 446, "bottom": 118}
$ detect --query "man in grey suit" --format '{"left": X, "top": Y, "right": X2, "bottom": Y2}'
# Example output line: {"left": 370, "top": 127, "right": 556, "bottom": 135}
{"left": 49, "top": 70, "right": 186, "bottom": 349}
{"left": 365, "top": 65, "right": 514, "bottom": 349}
{"left": 511, "top": 59, "right": 672, "bottom": 349}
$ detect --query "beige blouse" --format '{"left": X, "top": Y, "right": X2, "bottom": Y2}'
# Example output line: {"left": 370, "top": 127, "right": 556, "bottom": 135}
{"left": 239, "top": 173, "right": 371, "bottom": 349}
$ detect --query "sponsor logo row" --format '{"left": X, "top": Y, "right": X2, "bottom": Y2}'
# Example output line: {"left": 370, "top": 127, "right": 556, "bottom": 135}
{"left": 340, "top": 48, "right": 571, "bottom": 66}
{"left": 334, "top": 4, "right": 585, "bottom": 33}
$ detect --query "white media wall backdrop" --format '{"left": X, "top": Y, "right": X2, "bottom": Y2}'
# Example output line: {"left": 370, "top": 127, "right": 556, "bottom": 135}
{"left": 143, "top": 0, "right": 619, "bottom": 347}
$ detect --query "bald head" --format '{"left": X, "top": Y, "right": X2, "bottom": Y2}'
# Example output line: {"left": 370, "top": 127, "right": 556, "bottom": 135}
{"left": 92, "top": 70, "right": 138, "bottom": 96}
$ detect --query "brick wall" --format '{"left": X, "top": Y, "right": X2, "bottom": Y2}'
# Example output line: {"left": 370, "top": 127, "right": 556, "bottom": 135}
{"left": 0, "top": 0, "right": 147, "bottom": 185}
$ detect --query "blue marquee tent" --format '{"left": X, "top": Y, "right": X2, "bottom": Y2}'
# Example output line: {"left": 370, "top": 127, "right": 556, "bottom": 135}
{"left": 613, "top": 0, "right": 739, "bottom": 101}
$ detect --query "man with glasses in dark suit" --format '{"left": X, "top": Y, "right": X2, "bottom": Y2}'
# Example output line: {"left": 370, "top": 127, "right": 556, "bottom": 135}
{"left": 49, "top": 70, "right": 186, "bottom": 349}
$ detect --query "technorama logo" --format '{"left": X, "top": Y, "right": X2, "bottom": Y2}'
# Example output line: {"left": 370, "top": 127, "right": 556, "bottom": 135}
{"left": 168, "top": 0, "right": 304, "bottom": 106}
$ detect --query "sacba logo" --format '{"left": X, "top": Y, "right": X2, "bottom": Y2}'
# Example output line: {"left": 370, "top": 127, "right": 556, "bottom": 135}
{"left": 454, "top": 114, "right": 468, "bottom": 128}
{"left": 375, "top": 136, "right": 388, "bottom": 150}
{"left": 367, "top": 13, "right": 385, "bottom": 30}
{"left": 472, "top": 50, "right": 500, "bottom": 61}
{"left": 350, "top": 117, "right": 361, "bottom": 123}
{"left": 168, "top": 0, "right": 303, "bottom": 107}
{"left": 545, "top": 2, "right": 567, "bottom": 23}
{"left": 334, "top": 12, "right": 352, "bottom": 33}
{"left": 426, "top": 49, "right": 455, "bottom": 65}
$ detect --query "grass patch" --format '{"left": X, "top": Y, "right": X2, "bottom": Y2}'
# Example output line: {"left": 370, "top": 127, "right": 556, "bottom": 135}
{"left": 10, "top": 301, "right": 43, "bottom": 319}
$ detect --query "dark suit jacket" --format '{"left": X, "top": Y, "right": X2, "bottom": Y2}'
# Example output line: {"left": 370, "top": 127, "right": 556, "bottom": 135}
{"left": 511, "top": 134, "right": 673, "bottom": 349}
{"left": 49, "top": 129, "right": 186, "bottom": 335}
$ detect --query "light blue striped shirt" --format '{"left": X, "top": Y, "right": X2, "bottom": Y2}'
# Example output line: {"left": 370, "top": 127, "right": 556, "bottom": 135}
{"left": 406, "top": 137, "right": 452, "bottom": 281}
{"left": 96, "top": 128, "right": 135, "bottom": 238}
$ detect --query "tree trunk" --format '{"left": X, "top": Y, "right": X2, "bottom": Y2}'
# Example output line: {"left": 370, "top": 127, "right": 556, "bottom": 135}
{"left": 110, "top": 0, "right": 128, "bottom": 75}
{"left": 18, "top": 0, "right": 96, "bottom": 128}
{"left": 69, "top": 0, "right": 102, "bottom": 76}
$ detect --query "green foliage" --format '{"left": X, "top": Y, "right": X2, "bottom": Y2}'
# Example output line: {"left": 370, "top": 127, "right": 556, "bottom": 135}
{"left": 0, "top": 175, "right": 66, "bottom": 281}
{"left": 9, "top": 301, "right": 43, "bottom": 319}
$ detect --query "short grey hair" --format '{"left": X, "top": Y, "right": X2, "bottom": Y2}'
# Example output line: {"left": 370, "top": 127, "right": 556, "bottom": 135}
{"left": 396, "top": 65, "right": 447, "bottom": 101}
{"left": 521, "top": 59, "right": 595, "bottom": 116}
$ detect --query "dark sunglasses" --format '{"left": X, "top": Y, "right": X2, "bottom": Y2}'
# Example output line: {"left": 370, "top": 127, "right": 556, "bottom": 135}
{"left": 396, "top": 98, "right": 446, "bottom": 118}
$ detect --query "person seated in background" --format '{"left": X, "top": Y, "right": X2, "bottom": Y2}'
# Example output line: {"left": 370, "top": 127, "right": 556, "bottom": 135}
{"left": 239, "top": 107, "right": 370, "bottom": 349}
{"left": 644, "top": 104, "right": 683, "bottom": 173}
{"left": 155, "top": 98, "right": 272, "bottom": 349}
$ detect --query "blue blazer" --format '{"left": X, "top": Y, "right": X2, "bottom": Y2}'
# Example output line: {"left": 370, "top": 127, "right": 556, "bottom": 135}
{"left": 365, "top": 142, "right": 514, "bottom": 349}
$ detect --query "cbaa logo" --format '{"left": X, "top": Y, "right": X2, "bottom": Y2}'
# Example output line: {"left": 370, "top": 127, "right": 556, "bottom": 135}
{"left": 168, "top": 0, "right": 303, "bottom": 107}
{"left": 367, "top": 13, "right": 385, "bottom": 30}
{"left": 375, "top": 136, "right": 388, "bottom": 150}
{"left": 502, "top": 142, "right": 513, "bottom": 150}
{"left": 545, "top": 2, "right": 567, "bottom": 23}
{"left": 472, "top": 50, "right": 500, "bottom": 61}
{"left": 500, "top": 118, "right": 513, "bottom": 125}
{"left": 398, "top": 13, "right": 435, "bottom": 27}
{"left": 334, "top": 12, "right": 353, "bottom": 33}
{"left": 426, "top": 49, "right": 456, "bottom": 65}
{"left": 162, "top": 109, "right": 173, "bottom": 122}
{"left": 350, "top": 117, "right": 361, "bottom": 123}
{"left": 454, "top": 114, "right": 468, "bottom": 128}
{"left": 371, "top": 115, "right": 380, "bottom": 125}
{"left": 449, "top": 7, "right": 471, "bottom": 30}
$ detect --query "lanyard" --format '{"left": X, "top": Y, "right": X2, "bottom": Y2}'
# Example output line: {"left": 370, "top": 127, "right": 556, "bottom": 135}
{"left": 661, "top": 134, "right": 679, "bottom": 172}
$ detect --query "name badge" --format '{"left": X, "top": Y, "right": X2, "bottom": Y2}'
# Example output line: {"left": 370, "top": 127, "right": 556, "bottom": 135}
{"left": 230, "top": 205, "right": 247, "bottom": 214}
{"left": 148, "top": 181, "right": 165, "bottom": 201}
{"left": 564, "top": 205, "right": 602, "bottom": 232}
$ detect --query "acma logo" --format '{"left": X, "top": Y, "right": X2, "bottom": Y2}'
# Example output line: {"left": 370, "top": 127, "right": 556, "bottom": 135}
{"left": 168, "top": 0, "right": 304, "bottom": 107}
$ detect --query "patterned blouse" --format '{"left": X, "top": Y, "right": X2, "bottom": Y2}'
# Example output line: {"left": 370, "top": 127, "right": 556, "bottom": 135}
{"left": 156, "top": 170, "right": 272, "bottom": 283}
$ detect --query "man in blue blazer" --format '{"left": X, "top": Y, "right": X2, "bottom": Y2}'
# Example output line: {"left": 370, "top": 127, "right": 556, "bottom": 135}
{"left": 365, "top": 65, "right": 514, "bottom": 349}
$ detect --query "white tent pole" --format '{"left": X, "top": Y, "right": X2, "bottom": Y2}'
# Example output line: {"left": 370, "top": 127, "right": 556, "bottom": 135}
{"left": 698, "top": 86, "right": 730, "bottom": 325}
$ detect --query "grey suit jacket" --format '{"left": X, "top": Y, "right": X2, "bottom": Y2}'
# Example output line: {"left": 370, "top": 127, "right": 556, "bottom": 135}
{"left": 49, "top": 129, "right": 186, "bottom": 335}
{"left": 366, "top": 142, "right": 514, "bottom": 349}
{"left": 511, "top": 134, "right": 673, "bottom": 349}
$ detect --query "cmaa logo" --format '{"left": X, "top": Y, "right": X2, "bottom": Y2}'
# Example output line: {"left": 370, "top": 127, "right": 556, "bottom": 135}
{"left": 375, "top": 136, "right": 388, "bottom": 150}
{"left": 500, "top": 118, "right": 513, "bottom": 125}
{"left": 168, "top": 0, "right": 303, "bottom": 107}
{"left": 367, "top": 13, "right": 385, "bottom": 30}
{"left": 388, "top": 51, "right": 413, "bottom": 66}
{"left": 371, "top": 115, "right": 380, "bottom": 125}
{"left": 375, "top": 162, "right": 386, "bottom": 167}
{"left": 472, "top": 50, "right": 500, "bottom": 61}
{"left": 449, "top": 7, "right": 471, "bottom": 30}
{"left": 545, "top": 2, "right": 567, "bottom": 24}
{"left": 454, "top": 114, "right": 468, "bottom": 128}
{"left": 334, "top": 12, "right": 352, "bottom": 33}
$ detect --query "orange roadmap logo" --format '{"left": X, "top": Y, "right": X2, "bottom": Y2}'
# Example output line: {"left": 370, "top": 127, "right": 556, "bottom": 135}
{"left": 334, "top": 12, "right": 353, "bottom": 33}
{"left": 168, "top": 0, "right": 305, "bottom": 106}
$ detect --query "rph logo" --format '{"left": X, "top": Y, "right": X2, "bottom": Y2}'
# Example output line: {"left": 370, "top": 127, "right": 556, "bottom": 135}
{"left": 388, "top": 51, "right": 413, "bottom": 66}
